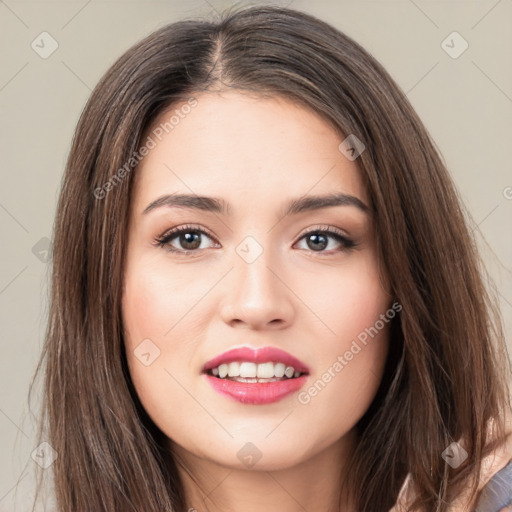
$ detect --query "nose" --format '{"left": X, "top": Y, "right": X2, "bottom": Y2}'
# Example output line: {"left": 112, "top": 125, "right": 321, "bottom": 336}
{"left": 219, "top": 242, "right": 295, "bottom": 330}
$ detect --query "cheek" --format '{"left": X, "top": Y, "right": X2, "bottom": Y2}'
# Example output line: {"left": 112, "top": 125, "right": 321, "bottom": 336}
{"left": 121, "top": 261, "right": 197, "bottom": 423}
{"left": 297, "top": 251, "right": 391, "bottom": 348}
{"left": 294, "top": 254, "right": 391, "bottom": 428}
{"left": 122, "top": 256, "right": 215, "bottom": 349}
{"left": 297, "top": 310, "right": 390, "bottom": 450}
{"left": 122, "top": 270, "right": 169, "bottom": 343}
{"left": 122, "top": 254, "right": 230, "bottom": 436}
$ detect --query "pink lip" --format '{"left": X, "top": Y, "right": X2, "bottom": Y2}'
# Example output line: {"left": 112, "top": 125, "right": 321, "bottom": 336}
{"left": 202, "top": 346, "right": 310, "bottom": 405}
{"left": 202, "top": 346, "right": 310, "bottom": 374}
{"left": 204, "top": 374, "right": 308, "bottom": 405}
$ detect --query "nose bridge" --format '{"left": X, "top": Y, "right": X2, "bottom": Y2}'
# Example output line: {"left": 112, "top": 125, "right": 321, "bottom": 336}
{"left": 220, "top": 233, "right": 294, "bottom": 327}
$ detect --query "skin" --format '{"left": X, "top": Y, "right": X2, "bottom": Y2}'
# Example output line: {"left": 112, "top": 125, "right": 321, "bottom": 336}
{"left": 121, "top": 90, "right": 398, "bottom": 512}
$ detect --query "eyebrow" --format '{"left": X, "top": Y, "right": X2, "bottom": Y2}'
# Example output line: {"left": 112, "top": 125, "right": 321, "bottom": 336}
{"left": 142, "top": 192, "right": 370, "bottom": 216}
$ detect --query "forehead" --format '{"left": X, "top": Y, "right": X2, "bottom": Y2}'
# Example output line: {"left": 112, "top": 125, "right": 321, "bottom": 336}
{"left": 132, "top": 91, "right": 368, "bottom": 214}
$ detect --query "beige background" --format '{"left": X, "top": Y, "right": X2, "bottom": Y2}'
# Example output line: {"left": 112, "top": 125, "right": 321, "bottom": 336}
{"left": 0, "top": 0, "right": 511, "bottom": 509}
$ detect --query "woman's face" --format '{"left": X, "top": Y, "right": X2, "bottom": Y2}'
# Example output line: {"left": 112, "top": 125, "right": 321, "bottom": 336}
{"left": 122, "top": 90, "right": 392, "bottom": 472}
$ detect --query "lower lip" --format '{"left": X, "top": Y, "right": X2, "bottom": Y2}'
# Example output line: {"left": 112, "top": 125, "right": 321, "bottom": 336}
{"left": 204, "top": 373, "right": 308, "bottom": 404}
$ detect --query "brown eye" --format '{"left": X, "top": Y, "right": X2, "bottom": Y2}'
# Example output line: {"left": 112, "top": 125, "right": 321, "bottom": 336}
{"left": 154, "top": 225, "right": 219, "bottom": 254}
{"left": 295, "top": 228, "right": 356, "bottom": 253}
{"left": 175, "top": 231, "right": 202, "bottom": 250}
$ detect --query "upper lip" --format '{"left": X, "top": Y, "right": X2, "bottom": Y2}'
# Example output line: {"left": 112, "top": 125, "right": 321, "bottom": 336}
{"left": 202, "top": 346, "right": 310, "bottom": 374}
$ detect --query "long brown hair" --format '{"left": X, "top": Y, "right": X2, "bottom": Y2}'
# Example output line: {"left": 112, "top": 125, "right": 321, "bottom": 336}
{"left": 30, "top": 5, "right": 511, "bottom": 511}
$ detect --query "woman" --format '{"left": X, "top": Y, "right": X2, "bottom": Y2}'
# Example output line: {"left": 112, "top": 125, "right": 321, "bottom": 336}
{"left": 31, "top": 5, "right": 512, "bottom": 511}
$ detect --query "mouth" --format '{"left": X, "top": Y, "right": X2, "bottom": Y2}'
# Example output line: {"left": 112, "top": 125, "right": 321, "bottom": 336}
{"left": 202, "top": 345, "right": 309, "bottom": 379}
{"left": 204, "top": 362, "right": 307, "bottom": 382}
{"left": 202, "top": 346, "right": 310, "bottom": 404}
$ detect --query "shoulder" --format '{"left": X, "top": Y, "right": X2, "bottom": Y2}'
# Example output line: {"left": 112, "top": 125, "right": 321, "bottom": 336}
{"left": 476, "top": 413, "right": 512, "bottom": 510}
{"left": 391, "top": 422, "right": 512, "bottom": 512}
{"left": 475, "top": 459, "right": 512, "bottom": 512}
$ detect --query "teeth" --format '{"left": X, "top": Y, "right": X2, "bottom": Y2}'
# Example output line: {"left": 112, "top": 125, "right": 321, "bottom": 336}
{"left": 239, "top": 362, "right": 257, "bottom": 378}
{"left": 256, "top": 362, "right": 274, "bottom": 378}
{"left": 209, "top": 361, "right": 304, "bottom": 379}
{"left": 218, "top": 364, "right": 229, "bottom": 378}
{"left": 274, "top": 363, "right": 285, "bottom": 378}
{"left": 228, "top": 362, "right": 240, "bottom": 377}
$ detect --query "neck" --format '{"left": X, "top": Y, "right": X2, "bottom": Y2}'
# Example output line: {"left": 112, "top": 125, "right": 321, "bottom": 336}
{"left": 168, "top": 428, "right": 359, "bottom": 512}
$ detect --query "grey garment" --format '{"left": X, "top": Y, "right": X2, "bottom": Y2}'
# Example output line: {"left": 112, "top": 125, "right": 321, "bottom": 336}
{"left": 474, "top": 459, "right": 512, "bottom": 512}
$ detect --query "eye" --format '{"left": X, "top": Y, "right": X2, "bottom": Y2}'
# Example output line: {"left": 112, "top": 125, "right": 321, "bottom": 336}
{"left": 153, "top": 224, "right": 219, "bottom": 255}
{"left": 153, "top": 224, "right": 357, "bottom": 256}
{"left": 294, "top": 225, "right": 356, "bottom": 254}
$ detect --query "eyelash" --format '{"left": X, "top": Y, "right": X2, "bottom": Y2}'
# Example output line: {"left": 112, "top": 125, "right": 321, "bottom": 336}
{"left": 153, "top": 224, "right": 357, "bottom": 256}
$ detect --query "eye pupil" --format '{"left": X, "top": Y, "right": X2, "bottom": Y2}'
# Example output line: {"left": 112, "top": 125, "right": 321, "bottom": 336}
{"left": 307, "top": 233, "right": 328, "bottom": 251}
{"left": 180, "top": 232, "right": 201, "bottom": 250}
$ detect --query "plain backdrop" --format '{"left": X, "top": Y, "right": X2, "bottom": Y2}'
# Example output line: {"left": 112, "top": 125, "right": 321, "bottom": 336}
{"left": 0, "top": 0, "right": 511, "bottom": 509}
